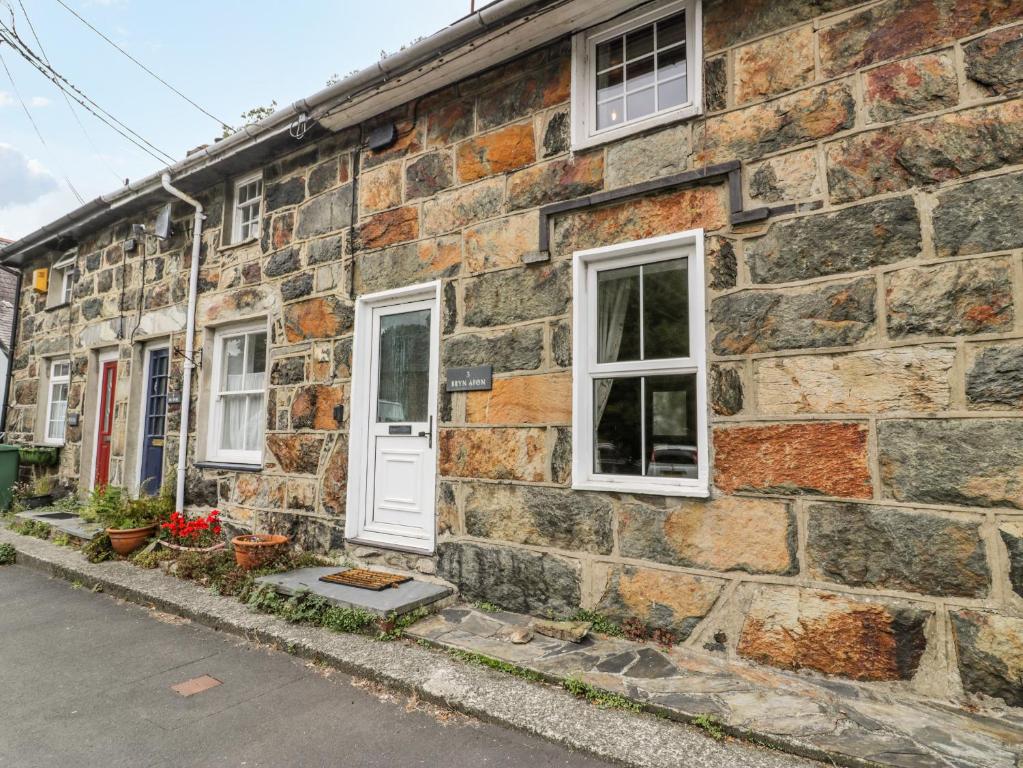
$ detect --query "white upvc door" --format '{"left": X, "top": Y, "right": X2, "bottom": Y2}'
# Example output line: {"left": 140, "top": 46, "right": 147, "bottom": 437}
{"left": 346, "top": 282, "right": 439, "bottom": 553}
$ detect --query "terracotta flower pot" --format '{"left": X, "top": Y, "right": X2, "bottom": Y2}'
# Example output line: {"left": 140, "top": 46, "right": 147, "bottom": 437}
{"left": 107, "top": 524, "right": 157, "bottom": 556}
{"left": 232, "top": 534, "right": 288, "bottom": 570}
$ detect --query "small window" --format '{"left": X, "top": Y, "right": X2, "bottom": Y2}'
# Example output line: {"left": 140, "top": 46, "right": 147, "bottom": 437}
{"left": 207, "top": 321, "right": 267, "bottom": 465}
{"left": 571, "top": 0, "right": 702, "bottom": 150}
{"left": 231, "top": 173, "right": 263, "bottom": 244}
{"left": 572, "top": 230, "right": 708, "bottom": 496}
{"left": 45, "top": 358, "right": 71, "bottom": 445}
{"left": 47, "top": 253, "right": 75, "bottom": 308}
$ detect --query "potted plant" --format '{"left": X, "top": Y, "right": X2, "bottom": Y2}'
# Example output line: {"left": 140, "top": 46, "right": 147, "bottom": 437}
{"left": 80, "top": 486, "right": 160, "bottom": 556}
{"left": 159, "top": 509, "right": 225, "bottom": 553}
{"left": 18, "top": 446, "right": 60, "bottom": 467}
{"left": 17, "top": 476, "right": 57, "bottom": 509}
{"left": 232, "top": 533, "right": 289, "bottom": 570}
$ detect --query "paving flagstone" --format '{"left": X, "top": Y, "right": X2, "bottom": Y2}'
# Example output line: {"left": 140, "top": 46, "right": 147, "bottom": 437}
{"left": 408, "top": 606, "right": 1023, "bottom": 768}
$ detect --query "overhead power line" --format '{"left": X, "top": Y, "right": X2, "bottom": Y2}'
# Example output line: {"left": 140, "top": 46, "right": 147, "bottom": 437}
{"left": 0, "top": 23, "right": 175, "bottom": 165}
{"left": 0, "top": 45, "right": 85, "bottom": 203}
{"left": 15, "top": 0, "right": 123, "bottom": 186}
{"left": 54, "top": 0, "right": 232, "bottom": 132}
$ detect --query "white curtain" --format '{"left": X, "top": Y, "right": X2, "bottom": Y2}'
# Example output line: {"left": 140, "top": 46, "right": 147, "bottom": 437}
{"left": 221, "top": 395, "right": 247, "bottom": 451}
{"left": 594, "top": 279, "right": 632, "bottom": 472}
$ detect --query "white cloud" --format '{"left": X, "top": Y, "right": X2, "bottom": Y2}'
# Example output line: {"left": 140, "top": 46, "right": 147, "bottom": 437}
{"left": 0, "top": 92, "right": 51, "bottom": 108}
{"left": 0, "top": 145, "right": 59, "bottom": 208}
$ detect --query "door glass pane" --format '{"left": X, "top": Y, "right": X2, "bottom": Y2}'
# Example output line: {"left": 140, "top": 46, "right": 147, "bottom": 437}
{"left": 643, "top": 258, "right": 689, "bottom": 359}
{"left": 376, "top": 308, "right": 431, "bottom": 423}
{"left": 593, "top": 377, "right": 642, "bottom": 476}
{"left": 645, "top": 374, "right": 698, "bottom": 479}
{"left": 596, "top": 265, "right": 640, "bottom": 363}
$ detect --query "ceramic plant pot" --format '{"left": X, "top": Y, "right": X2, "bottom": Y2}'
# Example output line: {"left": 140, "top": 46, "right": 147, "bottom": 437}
{"left": 232, "top": 534, "right": 289, "bottom": 570}
{"left": 107, "top": 524, "right": 158, "bottom": 555}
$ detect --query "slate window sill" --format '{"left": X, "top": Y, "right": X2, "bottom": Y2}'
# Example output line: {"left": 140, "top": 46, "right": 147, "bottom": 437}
{"left": 44, "top": 302, "right": 71, "bottom": 313}
{"left": 193, "top": 460, "right": 262, "bottom": 473}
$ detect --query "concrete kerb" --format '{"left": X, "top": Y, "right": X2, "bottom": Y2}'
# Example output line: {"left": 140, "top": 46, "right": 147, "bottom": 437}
{"left": 0, "top": 527, "right": 827, "bottom": 768}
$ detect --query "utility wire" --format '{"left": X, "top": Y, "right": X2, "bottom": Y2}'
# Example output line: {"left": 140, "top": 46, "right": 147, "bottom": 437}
{"left": 16, "top": 0, "right": 123, "bottom": 186}
{"left": 54, "top": 0, "right": 232, "bottom": 132}
{"left": 0, "top": 44, "right": 85, "bottom": 203}
{"left": 0, "top": 23, "right": 175, "bottom": 164}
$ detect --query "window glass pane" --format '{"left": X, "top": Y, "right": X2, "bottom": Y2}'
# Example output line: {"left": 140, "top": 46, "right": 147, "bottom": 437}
{"left": 626, "top": 24, "right": 654, "bottom": 61}
{"left": 657, "top": 44, "right": 686, "bottom": 80}
{"left": 220, "top": 395, "right": 246, "bottom": 450}
{"left": 597, "top": 68, "right": 623, "bottom": 101}
{"left": 626, "top": 86, "right": 656, "bottom": 120}
{"left": 645, "top": 374, "right": 698, "bottom": 479}
{"left": 657, "top": 77, "right": 687, "bottom": 110}
{"left": 657, "top": 12, "right": 686, "bottom": 48}
{"left": 593, "top": 377, "right": 642, "bottom": 476}
{"left": 625, "top": 55, "right": 655, "bottom": 93}
{"left": 596, "top": 97, "right": 624, "bottom": 129}
{"left": 223, "top": 335, "right": 245, "bottom": 391}
{"left": 643, "top": 258, "right": 690, "bottom": 359}
{"left": 596, "top": 38, "right": 622, "bottom": 71}
{"left": 246, "top": 331, "right": 267, "bottom": 390}
{"left": 245, "top": 393, "right": 263, "bottom": 451}
{"left": 596, "top": 265, "right": 641, "bottom": 363}
{"left": 376, "top": 309, "right": 431, "bottom": 423}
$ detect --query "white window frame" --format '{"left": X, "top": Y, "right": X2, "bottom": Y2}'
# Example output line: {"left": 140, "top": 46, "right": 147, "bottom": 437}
{"left": 44, "top": 357, "right": 71, "bottom": 446}
{"left": 47, "top": 253, "right": 75, "bottom": 308}
{"left": 206, "top": 319, "right": 268, "bottom": 466}
{"left": 230, "top": 172, "right": 263, "bottom": 244}
{"left": 571, "top": 0, "right": 703, "bottom": 151}
{"left": 572, "top": 229, "right": 708, "bottom": 497}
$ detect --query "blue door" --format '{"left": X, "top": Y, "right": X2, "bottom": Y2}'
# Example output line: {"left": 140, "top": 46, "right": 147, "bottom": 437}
{"left": 140, "top": 348, "right": 169, "bottom": 496}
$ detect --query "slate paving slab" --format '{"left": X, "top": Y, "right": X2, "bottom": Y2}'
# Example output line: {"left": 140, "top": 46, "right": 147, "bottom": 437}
{"left": 255, "top": 566, "right": 452, "bottom": 617}
{"left": 15, "top": 509, "right": 101, "bottom": 540}
{"left": 408, "top": 605, "right": 1023, "bottom": 768}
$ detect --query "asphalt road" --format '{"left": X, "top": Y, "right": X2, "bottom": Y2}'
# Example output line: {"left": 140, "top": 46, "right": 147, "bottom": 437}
{"left": 0, "top": 565, "right": 613, "bottom": 768}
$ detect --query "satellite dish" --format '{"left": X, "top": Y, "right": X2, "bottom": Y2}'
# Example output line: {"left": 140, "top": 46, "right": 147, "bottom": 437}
{"left": 154, "top": 203, "right": 173, "bottom": 240}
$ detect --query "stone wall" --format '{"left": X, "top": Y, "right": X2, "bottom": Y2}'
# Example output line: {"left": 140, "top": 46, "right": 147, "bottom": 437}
{"left": 8, "top": 0, "right": 1023, "bottom": 707}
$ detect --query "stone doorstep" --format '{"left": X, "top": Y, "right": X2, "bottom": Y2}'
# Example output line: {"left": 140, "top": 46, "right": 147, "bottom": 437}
{"left": 14, "top": 509, "right": 101, "bottom": 541}
{"left": 408, "top": 606, "right": 1023, "bottom": 768}
{"left": 254, "top": 566, "right": 454, "bottom": 618}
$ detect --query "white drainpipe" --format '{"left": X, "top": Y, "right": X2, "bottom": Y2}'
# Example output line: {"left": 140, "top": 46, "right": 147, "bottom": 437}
{"left": 160, "top": 173, "right": 204, "bottom": 513}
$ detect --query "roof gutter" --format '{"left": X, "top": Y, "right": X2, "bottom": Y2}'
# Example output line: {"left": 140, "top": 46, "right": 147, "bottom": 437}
{"left": 0, "top": 0, "right": 547, "bottom": 265}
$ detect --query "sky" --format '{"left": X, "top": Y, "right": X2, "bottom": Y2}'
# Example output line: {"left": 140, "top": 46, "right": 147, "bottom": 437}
{"left": 0, "top": 0, "right": 472, "bottom": 240}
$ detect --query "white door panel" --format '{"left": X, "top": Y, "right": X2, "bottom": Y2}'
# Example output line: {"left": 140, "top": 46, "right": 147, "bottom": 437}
{"left": 347, "top": 285, "right": 439, "bottom": 553}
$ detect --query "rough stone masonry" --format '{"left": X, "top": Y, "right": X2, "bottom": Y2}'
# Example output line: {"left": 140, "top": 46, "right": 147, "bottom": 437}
{"left": 7, "top": 0, "right": 1023, "bottom": 710}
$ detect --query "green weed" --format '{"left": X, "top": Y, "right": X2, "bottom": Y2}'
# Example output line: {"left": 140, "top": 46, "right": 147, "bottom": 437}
{"left": 570, "top": 609, "right": 624, "bottom": 637}
{"left": 563, "top": 677, "right": 641, "bottom": 711}
{"left": 692, "top": 713, "right": 725, "bottom": 740}
{"left": 0, "top": 543, "right": 15, "bottom": 565}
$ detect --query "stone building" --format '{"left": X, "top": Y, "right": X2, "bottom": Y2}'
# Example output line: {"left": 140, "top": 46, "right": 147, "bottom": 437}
{"left": 2, "top": 0, "right": 1022, "bottom": 708}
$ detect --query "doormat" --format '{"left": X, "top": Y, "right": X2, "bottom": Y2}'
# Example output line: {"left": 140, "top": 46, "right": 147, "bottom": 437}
{"left": 319, "top": 569, "right": 413, "bottom": 591}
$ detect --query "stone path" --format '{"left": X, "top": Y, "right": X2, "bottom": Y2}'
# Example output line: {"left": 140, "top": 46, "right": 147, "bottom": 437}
{"left": 409, "top": 605, "right": 1023, "bottom": 768}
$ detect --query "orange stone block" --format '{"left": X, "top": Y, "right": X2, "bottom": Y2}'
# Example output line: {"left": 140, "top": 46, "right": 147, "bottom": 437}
{"left": 438, "top": 427, "right": 546, "bottom": 481}
{"left": 457, "top": 123, "right": 536, "bottom": 183}
{"left": 713, "top": 422, "right": 872, "bottom": 498}
{"left": 465, "top": 373, "right": 571, "bottom": 425}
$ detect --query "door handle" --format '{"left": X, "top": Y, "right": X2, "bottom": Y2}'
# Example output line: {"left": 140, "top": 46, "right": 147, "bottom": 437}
{"left": 417, "top": 415, "right": 433, "bottom": 448}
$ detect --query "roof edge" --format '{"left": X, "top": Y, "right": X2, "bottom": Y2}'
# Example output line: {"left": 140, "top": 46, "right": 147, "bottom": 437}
{"left": 0, "top": 0, "right": 547, "bottom": 264}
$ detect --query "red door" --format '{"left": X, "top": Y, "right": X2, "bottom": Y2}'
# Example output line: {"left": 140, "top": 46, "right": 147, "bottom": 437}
{"left": 94, "top": 360, "right": 117, "bottom": 488}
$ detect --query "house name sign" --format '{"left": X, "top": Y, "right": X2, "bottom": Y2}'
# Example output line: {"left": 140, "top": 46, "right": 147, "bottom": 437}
{"left": 445, "top": 365, "right": 493, "bottom": 392}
